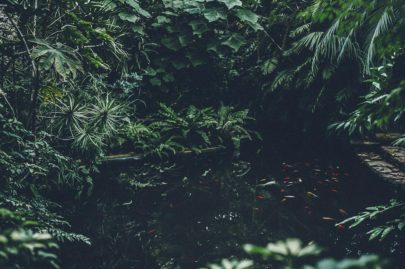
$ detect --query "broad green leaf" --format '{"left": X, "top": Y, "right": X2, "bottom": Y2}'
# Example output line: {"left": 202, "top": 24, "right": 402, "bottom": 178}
{"left": 235, "top": 9, "right": 259, "bottom": 24}
{"left": 132, "top": 25, "right": 145, "bottom": 35}
{"left": 222, "top": 33, "right": 246, "bottom": 51}
{"left": 235, "top": 9, "right": 263, "bottom": 31}
{"left": 156, "top": 15, "right": 171, "bottom": 25}
{"left": 218, "top": 0, "right": 242, "bottom": 9}
{"left": 203, "top": 8, "right": 227, "bottom": 22}
{"left": 124, "top": 0, "right": 151, "bottom": 18}
{"left": 31, "top": 39, "right": 83, "bottom": 80}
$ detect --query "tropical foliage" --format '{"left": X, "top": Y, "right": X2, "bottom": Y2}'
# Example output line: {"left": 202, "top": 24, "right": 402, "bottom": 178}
{"left": 0, "top": 0, "right": 404, "bottom": 268}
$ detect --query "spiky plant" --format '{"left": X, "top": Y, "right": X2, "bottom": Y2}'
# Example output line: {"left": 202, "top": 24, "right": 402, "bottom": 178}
{"left": 88, "top": 94, "right": 128, "bottom": 137}
{"left": 50, "top": 96, "right": 88, "bottom": 137}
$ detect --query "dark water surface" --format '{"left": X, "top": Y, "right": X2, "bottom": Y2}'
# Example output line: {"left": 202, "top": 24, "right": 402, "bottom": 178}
{"left": 66, "top": 149, "right": 404, "bottom": 269}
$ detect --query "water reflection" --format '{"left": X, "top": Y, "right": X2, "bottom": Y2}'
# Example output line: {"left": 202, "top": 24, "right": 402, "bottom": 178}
{"left": 73, "top": 153, "right": 401, "bottom": 269}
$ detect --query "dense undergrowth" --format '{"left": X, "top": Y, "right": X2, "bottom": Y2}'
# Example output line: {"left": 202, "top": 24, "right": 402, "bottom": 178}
{"left": 0, "top": 0, "right": 404, "bottom": 268}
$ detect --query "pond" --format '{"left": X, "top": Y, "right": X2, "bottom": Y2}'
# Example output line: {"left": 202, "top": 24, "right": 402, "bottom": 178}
{"left": 65, "top": 148, "right": 404, "bottom": 269}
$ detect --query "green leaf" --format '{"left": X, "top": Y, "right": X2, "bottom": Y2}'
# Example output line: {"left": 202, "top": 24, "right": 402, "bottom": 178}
{"left": 235, "top": 9, "right": 263, "bottom": 31}
{"left": 132, "top": 25, "right": 145, "bottom": 35}
{"left": 367, "top": 228, "right": 382, "bottom": 240}
{"left": 171, "top": 59, "right": 189, "bottom": 70}
{"left": 156, "top": 15, "right": 171, "bottom": 25}
{"left": 222, "top": 33, "right": 246, "bottom": 51}
{"left": 186, "top": 52, "right": 207, "bottom": 67}
{"left": 203, "top": 8, "right": 227, "bottom": 22}
{"left": 161, "top": 37, "right": 181, "bottom": 51}
{"left": 380, "top": 226, "right": 395, "bottom": 241}
{"left": 162, "top": 73, "right": 175, "bottom": 82}
{"left": 118, "top": 12, "right": 139, "bottom": 23}
{"left": 178, "top": 34, "right": 193, "bottom": 47}
{"left": 189, "top": 20, "right": 210, "bottom": 36}
{"left": 261, "top": 58, "right": 278, "bottom": 75}
{"left": 218, "top": 0, "right": 242, "bottom": 9}
{"left": 31, "top": 39, "right": 83, "bottom": 80}
{"left": 124, "top": 0, "right": 151, "bottom": 18}
{"left": 149, "top": 77, "right": 162, "bottom": 86}
{"left": 235, "top": 9, "right": 259, "bottom": 24}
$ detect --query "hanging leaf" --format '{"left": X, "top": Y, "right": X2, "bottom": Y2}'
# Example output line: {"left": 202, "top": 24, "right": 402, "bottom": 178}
{"left": 235, "top": 9, "right": 263, "bottom": 31}
{"left": 222, "top": 33, "right": 246, "bottom": 51}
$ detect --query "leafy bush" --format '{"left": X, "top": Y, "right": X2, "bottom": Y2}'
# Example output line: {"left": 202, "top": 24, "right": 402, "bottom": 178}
{"left": 337, "top": 200, "right": 405, "bottom": 242}
{"left": 329, "top": 56, "right": 405, "bottom": 145}
{"left": 123, "top": 104, "right": 256, "bottom": 157}
{"left": 205, "top": 239, "right": 386, "bottom": 269}
{"left": 0, "top": 208, "right": 59, "bottom": 269}
{"left": 0, "top": 101, "right": 91, "bottom": 246}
